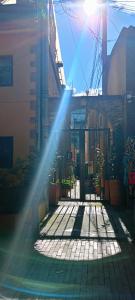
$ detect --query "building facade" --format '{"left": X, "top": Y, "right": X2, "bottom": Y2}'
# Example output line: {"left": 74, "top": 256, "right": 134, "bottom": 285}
{"left": 107, "top": 26, "right": 135, "bottom": 137}
{"left": 107, "top": 26, "right": 135, "bottom": 96}
{"left": 0, "top": 0, "right": 65, "bottom": 168}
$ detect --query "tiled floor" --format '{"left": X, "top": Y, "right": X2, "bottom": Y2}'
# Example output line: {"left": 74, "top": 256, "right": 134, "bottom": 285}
{"left": 0, "top": 201, "right": 135, "bottom": 299}
{"left": 40, "top": 201, "right": 131, "bottom": 240}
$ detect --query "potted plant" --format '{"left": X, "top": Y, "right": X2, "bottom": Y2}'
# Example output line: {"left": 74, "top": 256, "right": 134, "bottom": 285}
{"left": 104, "top": 164, "right": 110, "bottom": 201}
{"left": 94, "top": 146, "right": 105, "bottom": 196}
{"left": 109, "top": 145, "right": 122, "bottom": 206}
{"left": 60, "top": 177, "right": 75, "bottom": 197}
{"left": 123, "top": 136, "right": 135, "bottom": 207}
{"left": 0, "top": 151, "right": 45, "bottom": 234}
{"left": 0, "top": 154, "right": 38, "bottom": 213}
{"left": 55, "top": 154, "right": 75, "bottom": 198}
{"left": 94, "top": 175, "right": 101, "bottom": 196}
{"left": 49, "top": 182, "right": 61, "bottom": 206}
{"left": 48, "top": 157, "right": 61, "bottom": 206}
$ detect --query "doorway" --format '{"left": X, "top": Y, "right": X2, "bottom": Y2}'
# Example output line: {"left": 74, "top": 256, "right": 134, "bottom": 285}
{"left": 56, "top": 128, "right": 110, "bottom": 202}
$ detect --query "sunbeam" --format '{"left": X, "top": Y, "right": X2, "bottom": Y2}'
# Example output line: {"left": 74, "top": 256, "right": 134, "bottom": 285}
{"left": 0, "top": 10, "right": 91, "bottom": 297}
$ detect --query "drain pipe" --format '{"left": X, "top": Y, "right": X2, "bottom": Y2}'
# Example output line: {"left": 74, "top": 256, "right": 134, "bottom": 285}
{"left": 39, "top": 0, "right": 49, "bottom": 151}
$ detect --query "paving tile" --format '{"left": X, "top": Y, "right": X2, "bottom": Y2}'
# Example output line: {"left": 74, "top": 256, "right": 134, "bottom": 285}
{"left": 1, "top": 201, "right": 135, "bottom": 299}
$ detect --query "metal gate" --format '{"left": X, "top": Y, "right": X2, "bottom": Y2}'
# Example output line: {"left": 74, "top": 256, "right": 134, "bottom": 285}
{"left": 54, "top": 128, "right": 110, "bottom": 202}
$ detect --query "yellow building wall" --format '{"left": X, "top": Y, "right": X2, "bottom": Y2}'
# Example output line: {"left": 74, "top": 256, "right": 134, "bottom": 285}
{"left": 0, "top": 12, "right": 62, "bottom": 163}
{"left": 0, "top": 27, "right": 38, "bottom": 162}
{"left": 107, "top": 35, "right": 126, "bottom": 95}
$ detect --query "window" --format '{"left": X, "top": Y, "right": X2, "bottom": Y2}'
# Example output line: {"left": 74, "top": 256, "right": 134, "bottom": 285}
{"left": 30, "top": 129, "right": 37, "bottom": 139}
{"left": 30, "top": 116, "right": 37, "bottom": 124}
{"left": 0, "top": 56, "right": 13, "bottom": 86}
{"left": 0, "top": 137, "right": 13, "bottom": 168}
{"left": 30, "top": 100, "right": 37, "bottom": 111}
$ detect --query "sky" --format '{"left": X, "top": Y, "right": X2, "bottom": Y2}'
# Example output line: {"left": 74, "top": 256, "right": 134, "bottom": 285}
{"left": 55, "top": 1, "right": 135, "bottom": 93}
{"left": 3, "top": 0, "right": 135, "bottom": 93}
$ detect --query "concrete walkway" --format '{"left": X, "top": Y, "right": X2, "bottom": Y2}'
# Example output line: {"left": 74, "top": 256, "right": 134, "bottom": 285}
{"left": 0, "top": 201, "right": 135, "bottom": 299}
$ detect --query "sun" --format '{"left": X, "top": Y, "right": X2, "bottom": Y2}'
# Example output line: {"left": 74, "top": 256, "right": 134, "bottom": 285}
{"left": 83, "top": 0, "right": 98, "bottom": 16}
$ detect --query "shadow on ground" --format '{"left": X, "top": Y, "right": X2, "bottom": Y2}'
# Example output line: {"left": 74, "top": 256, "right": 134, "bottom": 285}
{"left": 0, "top": 203, "right": 135, "bottom": 299}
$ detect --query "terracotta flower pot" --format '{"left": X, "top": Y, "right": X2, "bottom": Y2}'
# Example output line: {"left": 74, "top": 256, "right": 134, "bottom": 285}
{"left": 49, "top": 183, "right": 60, "bottom": 206}
{"left": 95, "top": 186, "right": 100, "bottom": 196}
{"left": 104, "top": 180, "right": 110, "bottom": 201}
{"left": 109, "top": 179, "right": 121, "bottom": 206}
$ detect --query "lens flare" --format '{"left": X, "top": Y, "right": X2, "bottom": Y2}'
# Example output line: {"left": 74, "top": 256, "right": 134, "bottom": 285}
{"left": 83, "top": 0, "right": 98, "bottom": 16}
{"left": 0, "top": 13, "right": 91, "bottom": 299}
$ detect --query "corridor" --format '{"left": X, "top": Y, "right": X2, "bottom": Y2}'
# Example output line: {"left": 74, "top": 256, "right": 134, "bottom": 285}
{"left": 1, "top": 201, "right": 135, "bottom": 300}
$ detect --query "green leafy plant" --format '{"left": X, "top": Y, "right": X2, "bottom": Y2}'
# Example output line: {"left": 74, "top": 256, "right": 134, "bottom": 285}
{"left": 0, "top": 151, "right": 39, "bottom": 188}
{"left": 94, "top": 147, "right": 104, "bottom": 186}
{"left": 94, "top": 175, "right": 100, "bottom": 188}
{"left": 110, "top": 125, "right": 124, "bottom": 180}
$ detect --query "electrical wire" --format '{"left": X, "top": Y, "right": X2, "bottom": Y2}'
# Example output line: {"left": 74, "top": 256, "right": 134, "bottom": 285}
{"left": 65, "top": 11, "right": 89, "bottom": 91}
{"left": 57, "top": 0, "right": 105, "bottom": 93}
{"left": 109, "top": 18, "right": 120, "bottom": 33}
{"left": 54, "top": 0, "right": 135, "bottom": 14}
{"left": 89, "top": 14, "right": 102, "bottom": 90}
{"left": 55, "top": 0, "right": 135, "bottom": 95}
{"left": 1, "top": 0, "right": 135, "bottom": 13}
{"left": 94, "top": 53, "right": 102, "bottom": 90}
{"left": 1, "top": 0, "right": 135, "bottom": 94}
{"left": 56, "top": 0, "right": 102, "bottom": 42}
{"left": 110, "top": 0, "right": 135, "bottom": 13}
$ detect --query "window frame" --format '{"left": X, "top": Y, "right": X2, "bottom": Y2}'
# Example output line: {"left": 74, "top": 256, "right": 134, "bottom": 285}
{"left": 0, "top": 55, "right": 13, "bottom": 87}
{"left": 0, "top": 136, "right": 13, "bottom": 169}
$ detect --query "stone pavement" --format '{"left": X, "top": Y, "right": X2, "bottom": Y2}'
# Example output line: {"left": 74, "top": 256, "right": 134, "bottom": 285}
{"left": 0, "top": 201, "right": 135, "bottom": 299}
